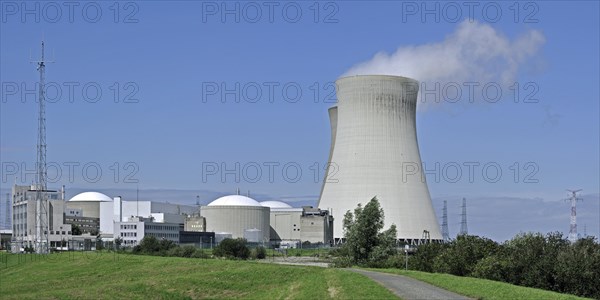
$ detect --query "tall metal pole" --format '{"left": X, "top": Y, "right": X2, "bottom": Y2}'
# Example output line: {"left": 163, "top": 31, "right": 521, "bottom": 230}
{"left": 31, "top": 40, "right": 52, "bottom": 254}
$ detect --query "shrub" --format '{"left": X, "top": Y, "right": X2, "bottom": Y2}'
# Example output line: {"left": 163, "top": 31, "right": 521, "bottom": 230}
{"left": 181, "top": 245, "right": 197, "bottom": 258}
{"left": 330, "top": 256, "right": 353, "bottom": 268}
{"left": 408, "top": 242, "right": 447, "bottom": 272}
{"left": 191, "top": 249, "right": 209, "bottom": 259}
{"left": 433, "top": 235, "right": 499, "bottom": 276}
{"left": 253, "top": 246, "right": 266, "bottom": 259}
{"left": 213, "top": 238, "right": 250, "bottom": 260}
{"left": 167, "top": 246, "right": 184, "bottom": 257}
{"left": 472, "top": 254, "right": 509, "bottom": 281}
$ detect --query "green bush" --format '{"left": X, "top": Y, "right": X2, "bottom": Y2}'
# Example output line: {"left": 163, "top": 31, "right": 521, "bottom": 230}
{"left": 252, "top": 246, "right": 266, "bottom": 259}
{"left": 191, "top": 249, "right": 209, "bottom": 259}
{"left": 472, "top": 255, "right": 509, "bottom": 281}
{"left": 330, "top": 256, "right": 353, "bottom": 268}
{"left": 181, "top": 245, "right": 197, "bottom": 258}
{"left": 408, "top": 242, "right": 447, "bottom": 272}
{"left": 213, "top": 238, "right": 250, "bottom": 260}
{"left": 432, "top": 235, "right": 499, "bottom": 276}
{"left": 167, "top": 246, "right": 184, "bottom": 257}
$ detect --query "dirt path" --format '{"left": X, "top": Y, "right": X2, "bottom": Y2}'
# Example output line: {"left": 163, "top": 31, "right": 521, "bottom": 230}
{"left": 348, "top": 269, "right": 471, "bottom": 300}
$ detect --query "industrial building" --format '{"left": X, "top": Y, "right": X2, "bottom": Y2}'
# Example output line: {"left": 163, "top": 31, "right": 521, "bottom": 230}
{"left": 11, "top": 184, "right": 72, "bottom": 251}
{"left": 66, "top": 192, "right": 114, "bottom": 237}
{"left": 260, "top": 201, "right": 333, "bottom": 245}
{"left": 114, "top": 216, "right": 182, "bottom": 246}
{"left": 201, "top": 195, "right": 270, "bottom": 243}
{"left": 318, "top": 75, "right": 442, "bottom": 243}
{"left": 11, "top": 188, "right": 334, "bottom": 250}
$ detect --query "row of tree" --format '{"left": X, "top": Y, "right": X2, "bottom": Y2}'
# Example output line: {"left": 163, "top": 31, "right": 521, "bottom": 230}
{"left": 131, "top": 236, "right": 266, "bottom": 260}
{"left": 335, "top": 197, "right": 600, "bottom": 299}
{"left": 411, "top": 233, "right": 600, "bottom": 298}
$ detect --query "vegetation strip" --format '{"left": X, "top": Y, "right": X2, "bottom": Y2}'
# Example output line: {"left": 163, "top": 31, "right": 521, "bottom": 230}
{"left": 0, "top": 252, "right": 398, "bottom": 299}
{"left": 365, "top": 268, "right": 590, "bottom": 300}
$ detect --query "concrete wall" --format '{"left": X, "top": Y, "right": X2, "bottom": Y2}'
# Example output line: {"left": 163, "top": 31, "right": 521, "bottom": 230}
{"left": 66, "top": 202, "right": 100, "bottom": 218}
{"left": 300, "top": 214, "right": 333, "bottom": 244}
{"left": 269, "top": 209, "right": 302, "bottom": 241}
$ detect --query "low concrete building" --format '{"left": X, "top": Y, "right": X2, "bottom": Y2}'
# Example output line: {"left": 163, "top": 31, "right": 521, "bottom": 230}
{"left": 114, "top": 216, "right": 182, "bottom": 247}
{"left": 179, "top": 231, "right": 215, "bottom": 246}
{"left": 184, "top": 215, "right": 206, "bottom": 232}
{"left": 260, "top": 201, "right": 333, "bottom": 245}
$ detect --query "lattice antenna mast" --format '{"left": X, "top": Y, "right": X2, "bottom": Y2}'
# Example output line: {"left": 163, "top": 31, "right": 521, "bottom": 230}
{"left": 441, "top": 200, "right": 450, "bottom": 242}
{"left": 459, "top": 198, "right": 468, "bottom": 235}
{"left": 31, "top": 40, "right": 53, "bottom": 254}
{"left": 565, "top": 189, "right": 583, "bottom": 243}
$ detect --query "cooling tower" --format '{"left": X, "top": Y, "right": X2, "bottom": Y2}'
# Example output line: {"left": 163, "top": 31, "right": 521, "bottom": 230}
{"left": 318, "top": 75, "right": 442, "bottom": 243}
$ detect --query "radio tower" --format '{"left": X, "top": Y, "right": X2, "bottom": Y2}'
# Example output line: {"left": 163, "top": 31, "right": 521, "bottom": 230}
{"left": 31, "top": 40, "right": 53, "bottom": 254}
{"left": 441, "top": 200, "right": 450, "bottom": 242}
{"left": 565, "top": 189, "right": 583, "bottom": 243}
{"left": 459, "top": 198, "right": 468, "bottom": 235}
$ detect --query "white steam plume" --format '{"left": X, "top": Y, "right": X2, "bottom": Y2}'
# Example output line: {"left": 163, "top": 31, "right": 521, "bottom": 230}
{"left": 344, "top": 20, "right": 545, "bottom": 90}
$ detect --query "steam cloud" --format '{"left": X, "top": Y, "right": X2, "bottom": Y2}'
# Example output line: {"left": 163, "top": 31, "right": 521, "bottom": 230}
{"left": 344, "top": 20, "right": 545, "bottom": 89}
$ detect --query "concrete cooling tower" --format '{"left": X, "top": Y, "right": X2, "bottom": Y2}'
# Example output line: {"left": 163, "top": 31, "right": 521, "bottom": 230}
{"left": 318, "top": 75, "right": 442, "bottom": 243}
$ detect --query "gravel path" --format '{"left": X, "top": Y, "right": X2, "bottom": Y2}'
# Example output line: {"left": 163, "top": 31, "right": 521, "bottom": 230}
{"left": 348, "top": 269, "right": 471, "bottom": 300}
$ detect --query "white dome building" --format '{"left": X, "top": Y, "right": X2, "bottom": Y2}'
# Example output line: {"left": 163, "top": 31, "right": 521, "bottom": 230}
{"left": 260, "top": 200, "right": 293, "bottom": 209}
{"left": 66, "top": 191, "right": 114, "bottom": 236}
{"left": 69, "top": 192, "right": 113, "bottom": 202}
{"left": 201, "top": 195, "right": 270, "bottom": 243}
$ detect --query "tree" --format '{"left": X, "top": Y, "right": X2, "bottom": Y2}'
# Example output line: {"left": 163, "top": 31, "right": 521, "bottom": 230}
{"left": 433, "top": 235, "right": 499, "bottom": 276}
{"left": 114, "top": 237, "right": 123, "bottom": 250}
{"left": 341, "top": 197, "right": 397, "bottom": 266}
{"left": 71, "top": 224, "right": 82, "bottom": 236}
{"left": 409, "top": 242, "right": 448, "bottom": 272}
{"left": 137, "top": 236, "right": 160, "bottom": 254}
{"left": 500, "top": 232, "right": 568, "bottom": 289}
{"left": 95, "top": 234, "right": 104, "bottom": 251}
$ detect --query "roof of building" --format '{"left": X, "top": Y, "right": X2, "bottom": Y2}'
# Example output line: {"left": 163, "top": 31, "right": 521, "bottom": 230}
{"left": 69, "top": 191, "right": 112, "bottom": 202}
{"left": 207, "top": 195, "right": 262, "bottom": 207}
{"left": 259, "top": 200, "right": 293, "bottom": 208}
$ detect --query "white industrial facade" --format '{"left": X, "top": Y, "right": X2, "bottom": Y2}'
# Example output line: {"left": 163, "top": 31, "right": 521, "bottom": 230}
{"left": 318, "top": 75, "right": 442, "bottom": 242}
{"left": 11, "top": 184, "right": 72, "bottom": 252}
{"left": 114, "top": 216, "right": 181, "bottom": 246}
{"left": 261, "top": 201, "right": 333, "bottom": 244}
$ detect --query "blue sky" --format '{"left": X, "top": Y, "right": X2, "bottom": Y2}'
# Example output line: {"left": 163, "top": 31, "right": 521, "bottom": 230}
{"left": 1, "top": 1, "right": 599, "bottom": 241}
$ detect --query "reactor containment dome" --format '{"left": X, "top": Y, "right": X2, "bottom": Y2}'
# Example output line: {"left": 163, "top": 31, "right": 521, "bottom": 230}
{"left": 68, "top": 192, "right": 112, "bottom": 202}
{"left": 318, "top": 75, "right": 442, "bottom": 244}
{"left": 202, "top": 195, "right": 270, "bottom": 243}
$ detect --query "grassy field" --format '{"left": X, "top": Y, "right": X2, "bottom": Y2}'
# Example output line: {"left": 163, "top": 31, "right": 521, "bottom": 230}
{"left": 0, "top": 252, "right": 396, "bottom": 299}
{"left": 367, "top": 268, "right": 589, "bottom": 300}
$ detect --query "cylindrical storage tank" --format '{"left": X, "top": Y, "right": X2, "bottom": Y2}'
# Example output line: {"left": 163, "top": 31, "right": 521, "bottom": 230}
{"left": 318, "top": 75, "right": 442, "bottom": 242}
{"left": 201, "top": 195, "right": 270, "bottom": 243}
{"left": 243, "top": 228, "right": 262, "bottom": 243}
